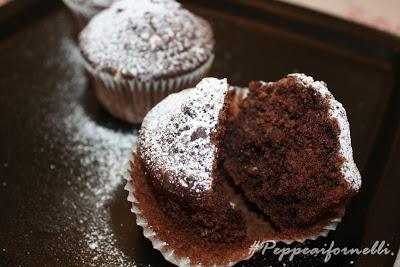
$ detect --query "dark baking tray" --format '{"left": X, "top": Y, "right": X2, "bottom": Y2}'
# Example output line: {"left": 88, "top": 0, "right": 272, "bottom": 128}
{"left": 1, "top": 0, "right": 400, "bottom": 266}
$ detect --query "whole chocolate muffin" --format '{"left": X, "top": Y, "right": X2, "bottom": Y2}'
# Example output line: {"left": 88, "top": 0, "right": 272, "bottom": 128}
{"left": 79, "top": 0, "right": 215, "bottom": 123}
{"left": 127, "top": 75, "right": 361, "bottom": 267}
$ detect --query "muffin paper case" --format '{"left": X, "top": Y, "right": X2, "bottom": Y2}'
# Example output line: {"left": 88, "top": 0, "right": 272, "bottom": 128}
{"left": 125, "top": 154, "right": 341, "bottom": 267}
{"left": 82, "top": 55, "right": 214, "bottom": 124}
{"left": 124, "top": 156, "right": 245, "bottom": 267}
{"left": 124, "top": 87, "right": 342, "bottom": 267}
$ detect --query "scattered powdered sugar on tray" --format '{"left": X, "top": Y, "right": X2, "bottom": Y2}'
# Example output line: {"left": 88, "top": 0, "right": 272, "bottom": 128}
{"left": 63, "top": 105, "right": 135, "bottom": 205}
{"left": 44, "top": 37, "right": 140, "bottom": 266}
{"left": 79, "top": 0, "right": 214, "bottom": 80}
{"left": 61, "top": 100, "right": 137, "bottom": 267}
{"left": 139, "top": 78, "right": 229, "bottom": 195}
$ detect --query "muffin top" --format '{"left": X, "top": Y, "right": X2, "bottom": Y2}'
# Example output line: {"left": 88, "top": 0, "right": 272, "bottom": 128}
{"left": 79, "top": 0, "right": 214, "bottom": 81}
{"left": 138, "top": 78, "right": 230, "bottom": 197}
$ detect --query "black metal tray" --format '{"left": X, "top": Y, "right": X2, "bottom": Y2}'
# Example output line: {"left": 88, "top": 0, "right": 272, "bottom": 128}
{"left": 1, "top": 1, "right": 400, "bottom": 266}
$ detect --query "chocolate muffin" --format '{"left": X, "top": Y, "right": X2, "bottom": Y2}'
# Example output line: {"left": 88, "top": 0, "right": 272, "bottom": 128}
{"left": 127, "top": 75, "right": 361, "bottom": 266}
{"left": 79, "top": 0, "right": 215, "bottom": 123}
{"left": 63, "top": 0, "right": 119, "bottom": 31}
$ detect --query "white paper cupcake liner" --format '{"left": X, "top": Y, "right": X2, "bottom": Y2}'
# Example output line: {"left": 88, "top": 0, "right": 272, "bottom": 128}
{"left": 124, "top": 87, "right": 342, "bottom": 266}
{"left": 124, "top": 157, "right": 241, "bottom": 267}
{"left": 125, "top": 156, "right": 340, "bottom": 267}
{"left": 82, "top": 55, "right": 214, "bottom": 124}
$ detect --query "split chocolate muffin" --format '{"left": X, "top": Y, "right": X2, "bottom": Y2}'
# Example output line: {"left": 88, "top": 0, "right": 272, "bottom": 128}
{"left": 127, "top": 74, "right": 361, "bottom": 266}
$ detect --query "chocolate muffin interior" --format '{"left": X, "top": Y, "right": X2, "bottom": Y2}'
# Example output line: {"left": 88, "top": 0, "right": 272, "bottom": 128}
{"left": 223, "top": 79, "right": 354, "bottom": 231}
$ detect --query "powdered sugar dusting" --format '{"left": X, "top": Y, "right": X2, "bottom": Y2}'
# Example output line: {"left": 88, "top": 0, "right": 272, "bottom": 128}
{"left": 139, "top": 78, "right": 229, "bottom": 195}
{"left": 44, "top": 38, "right": 139, "bottom": 266}
{"left": 79, "top": 0, "right": 214, "bottom": 80}
{"left": 287, "top": 73, "right": 362, "bottom": 191}
{"left": 60, "top": 102, "right": 138, "bottom": 267}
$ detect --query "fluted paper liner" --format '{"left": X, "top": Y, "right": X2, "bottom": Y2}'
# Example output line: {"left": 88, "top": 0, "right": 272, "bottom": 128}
{"left": 83, "top": 56, "right": 214, "bottom": 124}
{"left": 124, "top": 87, "right": 342, "bottom": 267}
{"left": 124, "top": 157, "right": 243, "bottom": 267}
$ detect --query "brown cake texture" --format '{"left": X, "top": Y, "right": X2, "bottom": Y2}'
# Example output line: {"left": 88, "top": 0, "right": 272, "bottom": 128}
{"left": 224, "top": 75, "right": 360, "bottom": 231}
{"left": 128, "top": 74, "right": 361, "bottom": 266}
